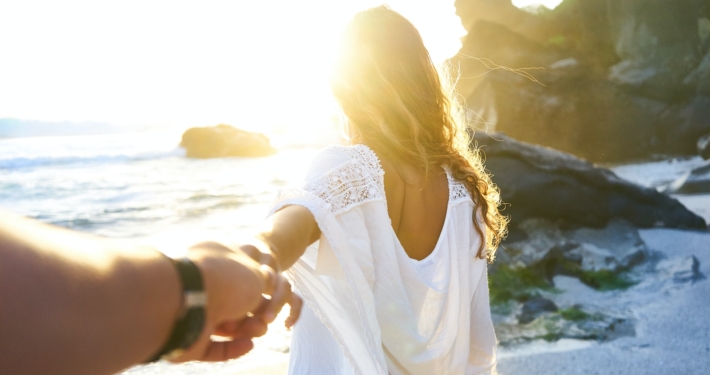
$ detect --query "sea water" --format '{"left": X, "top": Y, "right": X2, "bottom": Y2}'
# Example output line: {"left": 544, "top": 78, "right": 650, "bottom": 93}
{"left": 0, "top": 130, "right": 323, "bottom": 374}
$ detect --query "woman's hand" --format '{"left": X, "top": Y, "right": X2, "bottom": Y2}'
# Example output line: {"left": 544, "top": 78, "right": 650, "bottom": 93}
{"left": 237, "top": 241, "right": 303, "bottom": 329}
{"left": 168, "top": 241, "right": 301, "bottom": 363}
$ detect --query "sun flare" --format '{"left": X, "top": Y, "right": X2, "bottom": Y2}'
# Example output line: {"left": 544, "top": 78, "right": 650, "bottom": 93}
{"left": 0, "top": 1, "right": 465, "bottom": 143}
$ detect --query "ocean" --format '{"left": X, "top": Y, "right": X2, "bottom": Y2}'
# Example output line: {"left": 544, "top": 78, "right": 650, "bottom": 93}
{"left": 0, "top": 130, "right": 323, "bottom": 374}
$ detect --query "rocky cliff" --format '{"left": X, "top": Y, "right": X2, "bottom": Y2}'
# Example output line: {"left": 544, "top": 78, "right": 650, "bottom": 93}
{"left": 452, "top": 0, "right": 710, "bottom": 162}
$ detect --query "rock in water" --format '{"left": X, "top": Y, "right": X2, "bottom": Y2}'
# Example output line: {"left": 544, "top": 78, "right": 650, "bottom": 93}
{"left": 473, "top": 132, "right": 707, "bottom": 231}
{"left": 180, "top": 125, "right": 276, "bottom": 158}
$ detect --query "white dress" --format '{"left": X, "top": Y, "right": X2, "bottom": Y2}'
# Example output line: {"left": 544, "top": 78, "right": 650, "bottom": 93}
{"left": 268, "top": 144, "right": 498, "bottom": 375}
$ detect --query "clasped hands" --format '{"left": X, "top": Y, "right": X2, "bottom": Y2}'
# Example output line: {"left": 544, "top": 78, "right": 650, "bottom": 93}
{"left": 170, "top": 240, "right": 301, "bottom": 363}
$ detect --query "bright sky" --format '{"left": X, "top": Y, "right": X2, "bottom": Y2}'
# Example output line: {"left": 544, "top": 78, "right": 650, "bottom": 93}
{"left": 512, "top": 0, "right": 564, "bottom": 9}
{"left": 0, "top": 0, "right": 466, "bottom": 137}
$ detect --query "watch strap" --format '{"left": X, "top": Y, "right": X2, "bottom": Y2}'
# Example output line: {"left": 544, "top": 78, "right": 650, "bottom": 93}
{"left": 147, "top": 257, "right": 206, "bottom": 362}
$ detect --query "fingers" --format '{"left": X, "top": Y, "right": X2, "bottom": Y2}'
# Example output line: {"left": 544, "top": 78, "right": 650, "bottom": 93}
{"left": 284, "top": 293, "right": 303, "bottom": 329}
{"left": 215, "top": 317, "right": 268, "bottom": 339}
{"left": 238, "top": 243, "right": 279, "bottom": 272}
{"left": 258, "top": 264, "right": 278, "bottom": 296}
{"left": 262, "top": 276, "right": 293, "bottom": 324}
{"left": 183, "top": 240, "right": 304, "bottom": 363}
{"left": 189, "top": 241, "right": 232, "bottom": 254}
{"left": 238, "top": 244, "right": 261, "bottom": 262}
{"left": 200, "top": 338, "right": 255, "bottom": 362}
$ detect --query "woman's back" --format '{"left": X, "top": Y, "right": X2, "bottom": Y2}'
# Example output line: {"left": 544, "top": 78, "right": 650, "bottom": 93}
{"left": 376, "top": 150, "right": 449, "bottom": 261}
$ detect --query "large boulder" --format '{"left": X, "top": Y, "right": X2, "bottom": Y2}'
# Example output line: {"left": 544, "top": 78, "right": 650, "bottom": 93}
{"left": 473, "top": 132, "right": 707, "bottom": 233}
{"left": 453, "top": 0, "right": 710, "bottom": 162}
{"left": 180, "top": 124, "right": 276, "bottom": 158}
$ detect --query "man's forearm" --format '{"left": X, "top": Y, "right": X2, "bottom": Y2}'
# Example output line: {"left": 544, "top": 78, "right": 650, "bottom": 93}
{"left": 0, "top": 211, "right": 181, "bottom": 375}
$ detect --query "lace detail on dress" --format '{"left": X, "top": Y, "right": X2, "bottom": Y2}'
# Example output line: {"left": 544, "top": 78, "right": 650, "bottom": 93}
{"left": 302, "top": 145, "right": 386, "bottom": 215}
{"left": 446, "top": 168, "right": 473, "bottom": 204}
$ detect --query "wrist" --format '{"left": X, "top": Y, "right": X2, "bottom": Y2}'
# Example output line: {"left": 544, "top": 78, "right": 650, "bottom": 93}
{"left": 242, "top": 237, "right": 282, "bottom": 271}
{"left": 146, "top": 256, "right": 206, "bottom": 362}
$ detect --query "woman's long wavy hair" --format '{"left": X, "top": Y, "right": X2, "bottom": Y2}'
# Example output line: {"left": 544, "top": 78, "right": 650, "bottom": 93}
{"left": 330, "top": 5, "right": 507, "bottom": 261}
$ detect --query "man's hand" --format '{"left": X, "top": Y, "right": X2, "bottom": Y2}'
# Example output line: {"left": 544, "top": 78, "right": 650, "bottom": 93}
{"left": 168, "top": 241, "right": 302, "bottom": 362}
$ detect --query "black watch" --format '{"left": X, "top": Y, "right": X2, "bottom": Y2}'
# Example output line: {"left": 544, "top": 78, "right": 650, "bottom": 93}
{"left": 147, "top": 257, "right": 206, "bottom": 362}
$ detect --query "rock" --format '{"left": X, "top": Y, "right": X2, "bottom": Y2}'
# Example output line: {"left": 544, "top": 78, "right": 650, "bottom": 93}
{"left": 656, "top": 255, "right": 703, "bottom": 283}
{"left": 567, "top": 220, "right": 647, "bottom": 272}
{"left": 465, "top": 54, "right": 710, "bottom": 161}
{"left": 699, "top": 134, "right": 710, "bottom": 160}
{"left": 494, "top": 219, "right": 568, "bottom": 268}
{"left": 453, "top": 0, "right": 710, "bottom": 162}
{"left": 661, "top": 160, "right": 710, "bottom": 194}
{"left": 180, "top": 124, "right": 276, "bottom": 158}
{"left": 449, "top": 19, "right": 566, "bottom": 101}
{"left": 467, "top": 65, "right": 657, "bottom": 161}
{"left": 519, "top": 297, "right": 558, "bottom": 324}
{"left": 606, "top": 0, "right": 706, "bottom": 102}
{"left": 500, "top": 218, "right": 647, "bottom": 274}
{"left": 473, "top": 132, "right": 707, "bottom": 231}
{"left": 453, "top": 0, "right": 619, "bottom": 71}
{"left": 495, "top": 309, "right": 634, "bottom": 345}
{"left": 684, "top": 49, "right": 710, "bottom": 96}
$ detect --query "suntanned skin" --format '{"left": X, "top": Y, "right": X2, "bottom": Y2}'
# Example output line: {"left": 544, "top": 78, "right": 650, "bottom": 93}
{"left": 378, "top": 152, "right": 449, "bottom": 261}
{"left": 0, "top": 209, "right": 301, "bottom": 375}
{"left": 254, "top": 146, "right": 450, "bottom": 270}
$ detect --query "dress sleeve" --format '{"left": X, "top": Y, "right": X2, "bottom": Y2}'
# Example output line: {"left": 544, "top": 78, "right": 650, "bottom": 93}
{"left": 266, "top": 146, "right": 390, "bottom": 375}
{"left": 266, "top": 146, "right": 350, "bottom": 220}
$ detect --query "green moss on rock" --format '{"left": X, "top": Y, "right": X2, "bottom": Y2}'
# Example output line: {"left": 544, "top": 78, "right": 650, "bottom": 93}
{"left": 559, "top": 307, "right": 590, "bottom": 321}
{"left": 579, "top": 270, "right": 636, "bottom": 291}
{"left": 489, "top": 265, "right": 554, "bottom": 305}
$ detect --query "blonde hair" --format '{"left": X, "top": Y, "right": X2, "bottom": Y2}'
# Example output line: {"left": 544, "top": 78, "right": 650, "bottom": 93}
{"left": 330, "top": 5, "right": 507, "bottom": 261}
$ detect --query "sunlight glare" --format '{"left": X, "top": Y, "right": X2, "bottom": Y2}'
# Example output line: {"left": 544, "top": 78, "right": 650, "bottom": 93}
{"left": 0, "top": 1, "right": 465, "bottom": 142}
{"left": 511, "top": 0, "right": 564, "bottom": 10}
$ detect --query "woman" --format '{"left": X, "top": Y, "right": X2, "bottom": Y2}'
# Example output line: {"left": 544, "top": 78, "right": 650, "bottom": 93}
{"left": 247, "top": 6, "right": 507, "bottom": 375}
